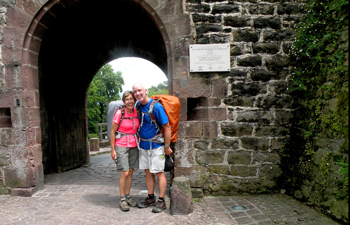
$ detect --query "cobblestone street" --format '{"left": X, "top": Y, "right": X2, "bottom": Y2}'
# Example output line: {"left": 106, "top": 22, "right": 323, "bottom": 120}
{"left": 0, "top": 152, "right": 341, "bottom": 225}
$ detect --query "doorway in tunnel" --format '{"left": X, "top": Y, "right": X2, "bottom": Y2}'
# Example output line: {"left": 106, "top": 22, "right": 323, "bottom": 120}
{"left": 37, "top": 0, "right": 169, "bottom": 174}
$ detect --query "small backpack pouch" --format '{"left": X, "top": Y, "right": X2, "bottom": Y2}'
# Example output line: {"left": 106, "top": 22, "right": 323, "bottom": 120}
{"left": 115, "top": 132, "right": 122, "bottom": 139}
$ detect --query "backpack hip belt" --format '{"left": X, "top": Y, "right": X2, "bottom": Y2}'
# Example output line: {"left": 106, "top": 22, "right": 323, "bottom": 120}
{"left": 116, "top": 131, "right": 140, "bottom": 149}
{"left": 140, "top": 133, "right": 164, "bottom": 144}
{"left": 140, "top": 133, "right": 164, "bottom": 150}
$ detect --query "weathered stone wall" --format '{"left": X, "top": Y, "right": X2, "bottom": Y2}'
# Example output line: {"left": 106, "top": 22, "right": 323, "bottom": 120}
{"left": 0, "top": 4, "right": 9, "bottom": 194}
{"left": 0, "top": 0, "right": 44, "bottom": 195}
{"left": 173, "top": 0, "right": 302, "bottom": 196}
{"left": 294, "top": 138, "right": 348, "bottom": 223}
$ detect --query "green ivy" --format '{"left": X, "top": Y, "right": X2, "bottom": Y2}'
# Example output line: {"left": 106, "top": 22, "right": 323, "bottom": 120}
{"left": 281, "top": 0, "right": 348, "bottom": 220}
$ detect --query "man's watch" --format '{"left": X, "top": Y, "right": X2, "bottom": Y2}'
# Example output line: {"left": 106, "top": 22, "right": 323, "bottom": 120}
{"left": 164, "top": 144, "right": 170, "bottom": 148}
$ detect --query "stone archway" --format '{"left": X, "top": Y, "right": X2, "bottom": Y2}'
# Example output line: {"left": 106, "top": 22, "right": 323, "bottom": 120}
{"left": 2, "top": 0, "right": 190, "bottom": 195}
{"left": 36, "top": 0, "right": 170, "bottom": 173}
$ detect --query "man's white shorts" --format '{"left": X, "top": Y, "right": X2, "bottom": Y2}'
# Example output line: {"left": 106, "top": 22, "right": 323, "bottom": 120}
{"left": 139, "top": 146, "right": 165, "bottom": 173}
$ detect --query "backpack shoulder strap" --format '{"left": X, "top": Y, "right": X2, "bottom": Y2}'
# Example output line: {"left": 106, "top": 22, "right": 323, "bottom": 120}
{"left": 148, "top": 100, "right": 162, "bottom": 133}
{"left": 134, "top": 104, "right": 140, "bottom": 118}
{"left": 116, "top": 108, "right": 125, "bottom": 131}
{"left": 138, "top": 99, "right": 161, "bottom": 133}
{"left": 135, "top": 102, "right": 140, "bottom": 110}
{"left": 148, "top": 100, "right": 158, "bottom": 123}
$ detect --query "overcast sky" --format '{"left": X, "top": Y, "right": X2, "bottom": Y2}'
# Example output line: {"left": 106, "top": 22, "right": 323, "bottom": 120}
{"left": 108, "top": 57, "right": 167, "bottom": 93}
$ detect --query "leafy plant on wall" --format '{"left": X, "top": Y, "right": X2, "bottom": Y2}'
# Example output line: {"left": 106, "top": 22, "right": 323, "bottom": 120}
{"left": 281, "top": 0, "right": 348, "bottom": 222}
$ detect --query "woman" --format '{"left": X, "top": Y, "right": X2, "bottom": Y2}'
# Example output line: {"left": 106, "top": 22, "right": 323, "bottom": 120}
{"left": 110, "top": 91, "right": 139, "bottom": 212}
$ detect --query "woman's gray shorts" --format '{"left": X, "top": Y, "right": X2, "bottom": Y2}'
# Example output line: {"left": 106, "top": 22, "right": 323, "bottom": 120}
{"left": 139, "top": 146, "right": 165, "bottom": 174}
{"left": 115, "top": 146, "right": 139, "bottom": 171}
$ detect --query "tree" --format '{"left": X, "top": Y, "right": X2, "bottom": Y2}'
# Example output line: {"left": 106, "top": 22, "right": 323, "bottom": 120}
{"left": 87, "top": 82, "right": 101, "bottom": 138}
{"left": 147, "top": 81, "right": 168, "bottom": 97}
{"left": 87, "top": 64, "right": 124, "bottom": 138}
{"left": 92, "top": 64, "right": 124, "bottom": 122}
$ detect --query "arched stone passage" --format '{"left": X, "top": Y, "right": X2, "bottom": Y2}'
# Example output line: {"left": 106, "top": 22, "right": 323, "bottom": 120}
{"left": 1, "top": 0, "right": 190, "bottom": 195}
{"left": 32, "top": 0, "right": 169, "bottom": 173}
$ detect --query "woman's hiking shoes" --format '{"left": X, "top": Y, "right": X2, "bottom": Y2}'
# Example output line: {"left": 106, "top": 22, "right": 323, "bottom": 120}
{"left": 126, "top": 196, "right": 138, "bottom": 207}
{"left": 137, "top": 196, "right": 156, "bottom": 208}
{"left": 152, "top": 200, "right": 166, "bottom": 213}
{"left": 119, "top": 196, "right": 138, "bottom": 211}
{"left": 119, "top": 199, "right": 130, "bottom": 212}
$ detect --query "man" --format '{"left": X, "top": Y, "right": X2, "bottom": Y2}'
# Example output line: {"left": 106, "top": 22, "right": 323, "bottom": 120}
{"left": 132, "top": 82, "right": 172, "bottom": 213}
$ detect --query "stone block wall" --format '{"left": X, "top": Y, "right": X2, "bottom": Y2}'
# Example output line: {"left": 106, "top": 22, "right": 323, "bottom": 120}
{"left": 173, "top": 0, "right": 301, "bottom": 195}
{"left": 0, "top": 0, "right": 44, "bottom": 195}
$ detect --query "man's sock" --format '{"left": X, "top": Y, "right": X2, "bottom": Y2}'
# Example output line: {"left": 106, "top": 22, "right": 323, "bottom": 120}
{"left": 125, "top": 194, "right": 130, "bottom": 198}
{"left": 148, "top": 194, "right": 155, "bottom": 199}
{"left": 158, "top": 197, "right": 165, "bottom": 202}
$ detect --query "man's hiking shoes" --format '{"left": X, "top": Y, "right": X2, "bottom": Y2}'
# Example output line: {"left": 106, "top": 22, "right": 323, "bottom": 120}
{"left": 137, "top": 197, "right": 166, "bottom": 213}
{"left": 126, "top": 196, "right": 138, "bottom": 207}
{"left": 152, "top": 200, "right": 166, "bottom": 213}
{"left": 119, "top": 199, "right": 130, "bottom": 212}
{"left": 138, "top": 196, "right": 156, "bottom": 208}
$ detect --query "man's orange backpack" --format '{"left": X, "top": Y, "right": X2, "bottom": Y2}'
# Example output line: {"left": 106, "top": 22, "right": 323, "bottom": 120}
{"left": 141, "top": 95, "right": 181, "bottom": 143}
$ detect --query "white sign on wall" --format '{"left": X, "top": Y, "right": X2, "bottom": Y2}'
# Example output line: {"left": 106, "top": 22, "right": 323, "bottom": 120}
{"left": 189, "top": 44, "right": 230, "bottom": 72}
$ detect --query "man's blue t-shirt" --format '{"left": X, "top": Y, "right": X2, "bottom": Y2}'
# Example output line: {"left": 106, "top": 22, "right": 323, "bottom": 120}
{"left": 138, "top": 99, "right": 168, "bottom": 150}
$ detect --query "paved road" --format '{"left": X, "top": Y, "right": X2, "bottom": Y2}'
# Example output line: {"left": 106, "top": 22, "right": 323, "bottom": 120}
{"left": 0, "top": 151, "right": 340, "bottom": 225}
